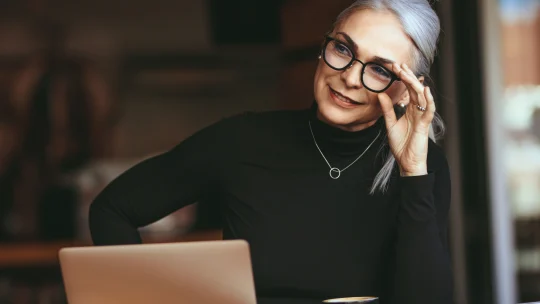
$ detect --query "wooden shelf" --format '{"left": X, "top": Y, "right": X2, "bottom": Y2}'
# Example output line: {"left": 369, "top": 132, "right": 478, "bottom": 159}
{"left": 0, "top": 241, "right": 79, "bottom": 268}
{"left": 0, "top": 230, "right": 222, "bottom": 268}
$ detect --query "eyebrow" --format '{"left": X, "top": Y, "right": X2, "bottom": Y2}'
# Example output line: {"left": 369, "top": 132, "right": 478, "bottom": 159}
{"left": 335, "top": 31, "right": 396, "bottom": 66}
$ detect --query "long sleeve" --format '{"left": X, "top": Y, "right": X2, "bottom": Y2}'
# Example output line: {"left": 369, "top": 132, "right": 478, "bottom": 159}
{"left": 390, "top": 152, "right": 454, "bottom": 303}
{"left": 88, "top": 117, "right": 228, "bottom": 245}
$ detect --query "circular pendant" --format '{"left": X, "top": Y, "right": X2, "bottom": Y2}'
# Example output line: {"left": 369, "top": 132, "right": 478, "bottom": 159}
{"left": 329, "top": 167, "right": 341, "bottom": 179}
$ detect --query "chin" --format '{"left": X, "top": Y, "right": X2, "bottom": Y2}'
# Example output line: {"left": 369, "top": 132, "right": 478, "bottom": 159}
{"left": 316, "top": 99, "right": 362, "bottom": 126}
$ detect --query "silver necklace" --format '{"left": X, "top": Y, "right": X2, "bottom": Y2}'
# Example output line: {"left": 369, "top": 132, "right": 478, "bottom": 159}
{"left": 309, "top": 121, "right": 381, "bottom": 179}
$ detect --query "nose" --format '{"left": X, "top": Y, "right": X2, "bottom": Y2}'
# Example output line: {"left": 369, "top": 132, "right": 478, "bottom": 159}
{"left": 340, "top": 60, "right": 363, "bottom": 89}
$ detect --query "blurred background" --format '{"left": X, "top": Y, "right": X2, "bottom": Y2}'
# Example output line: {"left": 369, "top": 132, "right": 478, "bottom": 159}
{"left": 0, "top": 0, "right": 538, "bottom": 303}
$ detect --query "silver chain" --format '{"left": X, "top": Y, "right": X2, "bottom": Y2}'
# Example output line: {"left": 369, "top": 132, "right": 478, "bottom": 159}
{"left": 309, "top": 121, "right": 381, "bottom": 179}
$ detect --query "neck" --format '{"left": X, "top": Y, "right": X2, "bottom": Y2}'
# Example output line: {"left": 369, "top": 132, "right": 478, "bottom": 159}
{"left": 316, "top": 111, "right": 379, "bottom": 132}
{"left": 307, "top": 103, "right": 385, "bottom": 157}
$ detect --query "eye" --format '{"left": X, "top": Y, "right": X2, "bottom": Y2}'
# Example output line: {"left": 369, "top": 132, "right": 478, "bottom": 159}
{"left": 369, "top": 65, "right": 391, "bottom": 79}
{"left": 332, "top": 42, "right": 352, "bottom": 57}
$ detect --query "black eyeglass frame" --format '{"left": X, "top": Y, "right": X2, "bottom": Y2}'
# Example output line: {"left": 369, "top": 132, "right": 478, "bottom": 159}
{"left": 321, "top": 36, "right": 402, "bottom": 93}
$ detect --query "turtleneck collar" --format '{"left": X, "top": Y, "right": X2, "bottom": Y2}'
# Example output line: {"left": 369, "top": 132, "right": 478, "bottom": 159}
{"left": 307, "top": 102, "right": 386, "bottom": 157}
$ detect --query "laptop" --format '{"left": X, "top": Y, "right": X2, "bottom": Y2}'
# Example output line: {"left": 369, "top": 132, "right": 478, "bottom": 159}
{"left": 58, "top": 239, "right": 257, "bottom": 304}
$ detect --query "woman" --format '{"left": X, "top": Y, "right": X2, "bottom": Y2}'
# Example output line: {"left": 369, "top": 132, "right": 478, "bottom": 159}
{"left": 89, "top": 0, "right": 453, "bottom": 303}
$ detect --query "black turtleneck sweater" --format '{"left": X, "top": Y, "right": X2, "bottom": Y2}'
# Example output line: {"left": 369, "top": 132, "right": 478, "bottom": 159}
{"left": 89, "top": 105, "right": 453, "bottom": 304}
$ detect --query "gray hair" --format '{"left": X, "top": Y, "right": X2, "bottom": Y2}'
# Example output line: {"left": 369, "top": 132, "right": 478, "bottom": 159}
{"left": 331, "top": 0, "right": 445, "bottom": 194}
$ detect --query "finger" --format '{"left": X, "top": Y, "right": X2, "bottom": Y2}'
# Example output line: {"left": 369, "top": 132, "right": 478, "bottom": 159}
{"left": 398, "top": 64, "right": 428, "bottom": 111}
{"left": 402, "top": 63, "right": 417, "bottom": 78}
{"left": 378, "top": 92, "right": 398, "bottom": 129}
{"left": 400, "top": 64, "right": 425, "bottom": 93}
{"left": 422, "top": 86, "right": 436, "bottom": 122}
{"left": 392, "top": 64, "right": 422, "bottom": 99}
{"left": 391, "top": 63, "right": 405, "bottom": 80}
{"left": 399, "top": 64, "right": 424, "bottom": 94}
{"left": 426, "top": 87, "right": 436, "bottom": 112}
{"left": 391, "top": 63, "right": 427, "bottom": 114}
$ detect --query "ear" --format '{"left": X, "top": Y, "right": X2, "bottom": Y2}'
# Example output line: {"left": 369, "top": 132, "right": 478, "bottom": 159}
{"left": 418, "top": 75, "right": 425, "bottom": 84}
{"left": 397, "top": 89, "right": 410, "bottom": 106}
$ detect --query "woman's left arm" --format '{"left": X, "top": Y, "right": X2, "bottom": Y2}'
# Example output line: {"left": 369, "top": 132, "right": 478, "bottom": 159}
{"left": 378, "top": 63, "right": 453, "bottom": 303}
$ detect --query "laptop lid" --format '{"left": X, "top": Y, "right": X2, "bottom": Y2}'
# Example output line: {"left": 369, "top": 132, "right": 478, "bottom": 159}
{"left": 58, "top": 239, "right": 256, "bottom": 304}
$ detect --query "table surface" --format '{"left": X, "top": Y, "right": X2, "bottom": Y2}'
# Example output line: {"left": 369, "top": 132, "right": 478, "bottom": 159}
{"left": 0, "top": 230, "right": 222, "bottom": 268}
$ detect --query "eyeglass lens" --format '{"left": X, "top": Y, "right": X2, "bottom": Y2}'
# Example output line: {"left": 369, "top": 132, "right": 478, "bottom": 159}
{"left": 324, "top": 39, "right": 394, "bottom": 92}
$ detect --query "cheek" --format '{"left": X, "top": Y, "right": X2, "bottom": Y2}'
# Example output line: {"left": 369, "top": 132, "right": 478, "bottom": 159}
{"left": 314, "top": 63, "right": 323, "bottom": 86}
{"left": 315, "top": 61, "right": 341, "bottom": 83}
{"left": 313, "top": 66, "right": 324, "bottom": 99}
{"left": 315, "top": 63, "right": 336, "bottom": 92}
{"left": 364, "top": 91, "right": 380, "bottom": 104}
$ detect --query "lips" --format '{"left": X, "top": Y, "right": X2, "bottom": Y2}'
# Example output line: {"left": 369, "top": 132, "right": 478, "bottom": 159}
{"left": 329, "top": 87, "right": 362, "bottom": 106}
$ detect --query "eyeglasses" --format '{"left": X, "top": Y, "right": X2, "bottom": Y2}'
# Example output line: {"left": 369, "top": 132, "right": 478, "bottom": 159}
{"left": 321, "top": 36, "right": 401, "bottom": 93}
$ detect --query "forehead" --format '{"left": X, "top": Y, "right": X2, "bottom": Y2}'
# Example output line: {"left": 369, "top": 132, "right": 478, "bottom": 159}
{"left": 336, "top": 9, "right": 414, "bottom": 64}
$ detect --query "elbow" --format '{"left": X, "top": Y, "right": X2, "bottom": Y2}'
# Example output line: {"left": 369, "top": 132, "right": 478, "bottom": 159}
{"left": 88, "top": 197, "right": 105, "bottom": 232}
{"left": 88, "top": 192, "right": 127, "bottom": 245}
{"left": 88, "top": 196, "right": 111, "bottom": 243}
{"left": 88, "top": 188, "right": 113, "bottom": 224}
{"left": 87, "top": 192, "right": 142, "bottom": 246}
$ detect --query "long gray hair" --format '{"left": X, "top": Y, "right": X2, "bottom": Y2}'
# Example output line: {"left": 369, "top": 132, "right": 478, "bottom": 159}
{"left": 330, "top": 0, "right": 445, "bottom": 194}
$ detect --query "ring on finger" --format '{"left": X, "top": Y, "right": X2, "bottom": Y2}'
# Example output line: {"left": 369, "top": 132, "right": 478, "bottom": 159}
{"left": 415, "top": 104, "right": 426, "bottom": 112}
